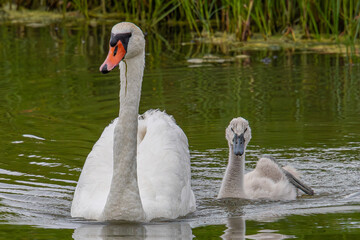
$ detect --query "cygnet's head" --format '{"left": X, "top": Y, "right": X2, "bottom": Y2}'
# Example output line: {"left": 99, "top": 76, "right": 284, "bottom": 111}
{"left": 225, "top": 117, "right": 252, "bottom": 156}
{"left": 100, "top": 22, "right": 145, "bottom": 73}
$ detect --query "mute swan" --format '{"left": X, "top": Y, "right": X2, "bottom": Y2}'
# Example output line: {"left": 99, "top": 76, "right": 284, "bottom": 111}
{"left": 71, "top": 22, "right": 196, "bottom": 222}
{"left": 218, "top": 117, "right": 314, "bottom": 200}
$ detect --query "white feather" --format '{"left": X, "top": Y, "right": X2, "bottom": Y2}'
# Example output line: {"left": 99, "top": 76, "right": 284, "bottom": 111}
{"left": 137, "top": 110, "right": 195, "bottom": 219}
{"left": 71, "top": 119, "right": 115, "bottom": 220}
{"left": 71, "top": 110, "right": 196, "bottom": 221}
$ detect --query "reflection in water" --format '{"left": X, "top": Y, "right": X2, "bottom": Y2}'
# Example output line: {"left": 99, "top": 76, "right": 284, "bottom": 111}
{"left": 221, "top": 217, "right": 245, "bottom": 240}
{"left": 246, "top": 231, "right": 293, "bottom": 240}
{"left": 221, "top": 217, "right": 293, "bottom": 240}
{"left": 73, "top": 222, "right": 192, "bottom": 240}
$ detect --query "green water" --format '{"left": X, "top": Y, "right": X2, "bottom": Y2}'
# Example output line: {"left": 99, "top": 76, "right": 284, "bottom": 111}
{"left": 0, "top": 23, "right": 359, "bottom": 239}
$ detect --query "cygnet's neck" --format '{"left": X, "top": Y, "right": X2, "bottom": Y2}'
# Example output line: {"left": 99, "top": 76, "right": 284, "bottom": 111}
{"left": 218, "top": 146, "right": 247, "bottom": 199}
{"left": 101, "top": 51, "right": 146, "bottom": 221}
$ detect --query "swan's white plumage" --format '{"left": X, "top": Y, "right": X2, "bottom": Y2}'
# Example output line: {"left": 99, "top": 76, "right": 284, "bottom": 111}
{"left": 71, "top": 22, "right": 195, "bottom": 221}
{"left": 71, "top": 118, "right": 115, "bottom": 220}
{"left": 137, "top": 110, "right": 195, "bottom": 220}
{"left": 71, "top": 110, "right": 196, "bottom": 221}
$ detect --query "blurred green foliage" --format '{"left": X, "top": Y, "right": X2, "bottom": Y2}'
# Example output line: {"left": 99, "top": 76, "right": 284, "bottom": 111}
{"left": 1, "top": 0, "right": 360, "bottom": 42}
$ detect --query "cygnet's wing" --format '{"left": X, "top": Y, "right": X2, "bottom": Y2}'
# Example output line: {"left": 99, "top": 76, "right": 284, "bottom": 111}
{"left": 260, "top": 155, "right": 314, "bottom": 196}
{"left": 282, "top": 168, "right": 314, "bottom": 195}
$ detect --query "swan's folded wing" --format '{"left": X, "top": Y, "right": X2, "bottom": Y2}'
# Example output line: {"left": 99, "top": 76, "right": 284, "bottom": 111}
{"left": 137, "top": 110, "right": 196, "bottom": 220}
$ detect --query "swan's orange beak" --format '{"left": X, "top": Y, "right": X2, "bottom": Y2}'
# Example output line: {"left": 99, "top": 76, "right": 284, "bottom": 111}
{"left": 100, "top": 40, "right": 126, "bottom": 74}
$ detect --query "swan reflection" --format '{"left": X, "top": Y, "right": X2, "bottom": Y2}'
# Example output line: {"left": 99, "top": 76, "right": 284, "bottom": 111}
{"left": 73, "top": 221, "right": 192, "bottom": 240}
{"left": 221, "top": 217, "right": 293, "bottom": 240}
{"left": 221, "top": 217, "right": 246, "bottom": 239}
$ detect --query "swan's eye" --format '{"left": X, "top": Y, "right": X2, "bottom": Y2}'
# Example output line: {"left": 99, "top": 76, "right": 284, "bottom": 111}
{"left": 113, "top": 45, "right": 118, "bottom": 56}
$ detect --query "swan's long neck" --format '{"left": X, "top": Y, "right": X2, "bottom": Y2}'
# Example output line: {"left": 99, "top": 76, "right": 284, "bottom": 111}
{"left": 101, "top": 51, "right": 146, "bottom": 221}
{"left": 218, "top": 146, "right": 247, "bottom": 199}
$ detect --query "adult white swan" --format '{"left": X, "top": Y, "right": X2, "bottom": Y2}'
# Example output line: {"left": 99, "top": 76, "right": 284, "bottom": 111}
{"left": 218, "top": 117, "right": 314, "bottom": 200}
{"left": 71, "top": 22, "right": 196, "bottom": 222}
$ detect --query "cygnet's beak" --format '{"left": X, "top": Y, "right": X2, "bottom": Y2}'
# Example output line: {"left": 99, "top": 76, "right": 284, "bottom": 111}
{"left": 233, "top": 133, "right": 245, "bottom": 156}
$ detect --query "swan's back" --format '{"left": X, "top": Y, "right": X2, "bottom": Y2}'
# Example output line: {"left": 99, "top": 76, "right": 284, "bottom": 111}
{"left": 137, "top": 110, "right": 196, "bottom": 220}
{"left": 71, "top": 110, "right": 195, "bottom": 220}
{"left": 244, "top": 157, "right": 297, "bottom": 200}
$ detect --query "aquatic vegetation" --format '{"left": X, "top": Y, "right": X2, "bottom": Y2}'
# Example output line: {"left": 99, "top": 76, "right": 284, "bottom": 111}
{"left": 1, "top": 1, "right": 359, "bottom": 62}
{"left": 1, "top": 0, "right": 360, "bottom": 43}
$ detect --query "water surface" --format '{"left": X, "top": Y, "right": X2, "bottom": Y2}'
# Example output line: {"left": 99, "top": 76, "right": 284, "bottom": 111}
{"left": 0, "top": 23, "right": 359, "bottom": 239}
